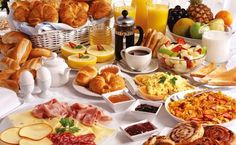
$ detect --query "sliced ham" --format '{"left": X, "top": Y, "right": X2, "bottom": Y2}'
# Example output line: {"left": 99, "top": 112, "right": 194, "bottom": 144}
{"left": 31, "top": 99, "right": 112, "bottom": 126}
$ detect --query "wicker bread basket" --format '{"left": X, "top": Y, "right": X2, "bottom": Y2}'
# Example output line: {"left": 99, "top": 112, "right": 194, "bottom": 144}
{"left": 29, "top": 26, "right": 90, "bottom": 51}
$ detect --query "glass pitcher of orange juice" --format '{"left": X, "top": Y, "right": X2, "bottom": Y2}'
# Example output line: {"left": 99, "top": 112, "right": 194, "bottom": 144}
{"left": 131, "top": 0, "right": 152, "bottom": 32}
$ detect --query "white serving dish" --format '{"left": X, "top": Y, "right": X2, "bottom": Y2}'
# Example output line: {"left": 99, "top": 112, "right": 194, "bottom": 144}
{"left": 165, "top": 89, "right": 236, "bottom": 127}
{"left": 120, "top": 119, "right": 159, "bottom": 141}
{"left": 129, "top": 99, "right": 162, "bottom": 121}
{"left": 102, "top": 90, "right": 136, "bottom": 112}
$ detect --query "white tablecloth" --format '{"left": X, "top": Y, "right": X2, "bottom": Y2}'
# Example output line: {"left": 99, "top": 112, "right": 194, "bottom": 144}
{"left": 1, "top": 1, "right": 236, "bottom": 144}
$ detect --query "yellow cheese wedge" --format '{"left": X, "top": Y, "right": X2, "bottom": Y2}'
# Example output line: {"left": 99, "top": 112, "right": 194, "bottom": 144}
{"left": 0, "top": 127, "right": 21, "bottom": 144}
{"left": 87, "top": 45, "right": 114, "bottom": 63}
{"left": 61, "top": 42, "right": 87, "bottom": 58}
{"left": 19, "top": 138, "right": 52, "bottom": 145}
{"left": 19, "top": 123, "right": 52, "bottom": 140}
{"left": 68, "top": 54, "right": 97, "bottom": 69}
{"left": 91, "top": 123, "right": 115, "bottom": 142}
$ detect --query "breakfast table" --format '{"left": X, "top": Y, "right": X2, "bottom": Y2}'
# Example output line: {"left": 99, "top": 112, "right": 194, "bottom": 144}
{"left": 1, "top": 0, "right": 236, "bottom": 145}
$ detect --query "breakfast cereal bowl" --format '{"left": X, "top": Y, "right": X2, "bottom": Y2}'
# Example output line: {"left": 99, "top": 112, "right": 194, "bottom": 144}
{"left": 157, "top": 41, "right": 206, "bottom": 74}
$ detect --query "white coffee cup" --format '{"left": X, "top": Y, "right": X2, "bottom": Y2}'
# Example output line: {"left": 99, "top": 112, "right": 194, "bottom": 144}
{"left": 120, "top": 46, "right": 152, "bottom": 71}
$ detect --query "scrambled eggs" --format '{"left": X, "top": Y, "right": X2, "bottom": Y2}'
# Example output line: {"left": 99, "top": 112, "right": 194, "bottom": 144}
{"left": 136, "top": 72, "right": 193, "bottom": 100}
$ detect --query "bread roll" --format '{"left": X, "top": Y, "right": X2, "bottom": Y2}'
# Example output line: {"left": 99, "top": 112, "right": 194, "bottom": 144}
{"left": 79, "top": 2, "right": 89, "bottom": 12}
{"left": 76, "top": 66, "right": 97, "bottom": 86}
{"left": 169, "top": 121, "right": 204, "bottom": 144}
{"left": 59, "top": 3, "right": 88, "bottom": 28}
{"left": 0, "top": 43, "right": 15, "bottom": 56}
{"left": 0, "top": 80, "right": 19, "bottom": 93}
{"left": 189, "top": 137, "right": 220, "bottom": 145}
{"left": 22, "top": 57, "right": 42, "bottom": 70}
{"left": 7, "top": 38, "right": 32, "bottom": 64}
{"left": 29, "top": 48, "right": 52, "bottom": 59}
{"left": 143, "top": 136, "right": 175, "bottom": 145}
{"left": 2, "top": 31, "right": 29, "bottom": 44}
{"left": 28, "top": 3, "right": 58, "bottom": 26}
{"left": 0, "top": 57, "right": 20, "bottom": 70}
{"left": 88, "top": 0, "right": 112, "bottom": 20}
{"left": 0, "top": 70, "right": 16, "bottom": 80}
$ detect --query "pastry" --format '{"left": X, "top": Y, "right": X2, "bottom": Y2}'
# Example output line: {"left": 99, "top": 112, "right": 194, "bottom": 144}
{"left": 28, "top": 3, "right": 58, "bottom": 26}
{"left": 7, "top": 38, "right": 32, "bottom": 64}
{"left": 87, "top": 45, "right": 114, "bottom": 63}
{"left": 190, "top": 62, "right": 216, "bottom": 78}
{"left": 21, "top": 57, "right": 42, "bottom": 70}
{"left": 29, "top": 48, "right": 52, "bottom": 59}
{"left": 75, "top": 66, "right": 97, "bottom": 86}
{"left": 60, "top": 42, "right": 86, "bottom": 58}
{"left": 0, "top": 43, "right": 15, "bottom": 56}
{"left": 0, "top": 80, "right": 19, "bottom": 93}
{"left": 88, "top": 0, "right": 112, "bottom": 20}
{"left": 0, "top": 70, "right": 16, "bottom": 80}
{"left": 204, "top": 125, "right": 236, "bottom": 145}
{"left": 59, "top": 3, "right": 87, "bottom": 28}
{"left": 2, "top": 31, "right": 29, "bottom": 44}
{"left": 80, "top": 2, "right": 89, "bottom": 12}
{"left": 13, "top": 5, "right": 30, "bottom": 22}
{"left": 169, "top": 121, "right": 204, "bottom": 144}
{"left": 11, "top": 1, "right": 30, "bottom": 10}
{"left": 0, "top": 57, "right": 20, "bottom": 70}
{"left": 143, "top": 136, "right": 175, "bottom": 145}
{"left": 89, "top": 72, "right": 125, "bottom": 94}
{"left": 189, "top": 137, "right": 220, "bottom": 145}
{"left": 68, "top": 54, "right": 97, "bottom": 69}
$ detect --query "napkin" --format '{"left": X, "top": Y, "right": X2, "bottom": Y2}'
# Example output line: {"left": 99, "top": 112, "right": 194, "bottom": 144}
{"left": 0, "top": 87, "right": 21, "bottom": 119}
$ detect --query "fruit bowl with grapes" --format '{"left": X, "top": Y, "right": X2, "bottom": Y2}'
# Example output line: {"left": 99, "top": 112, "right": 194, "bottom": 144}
{"left": 167, "top": 0, "right": 233, "bottom": 45}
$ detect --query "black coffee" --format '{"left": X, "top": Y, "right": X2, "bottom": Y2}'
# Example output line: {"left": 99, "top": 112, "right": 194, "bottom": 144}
{"left": 128, "top": 50, "right": 149, "bottom": 56}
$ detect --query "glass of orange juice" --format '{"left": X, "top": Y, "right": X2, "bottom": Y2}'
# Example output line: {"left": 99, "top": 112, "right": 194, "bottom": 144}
{"left": 147, "top": 1, "right": 169, "bottom": 34}
{"left": 113, "top": 2, "right": 136, "bottom": 22}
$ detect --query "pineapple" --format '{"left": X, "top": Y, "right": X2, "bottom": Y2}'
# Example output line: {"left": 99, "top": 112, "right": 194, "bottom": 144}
{"left": 187, "top": 0, "right": 213, "bottom": 24}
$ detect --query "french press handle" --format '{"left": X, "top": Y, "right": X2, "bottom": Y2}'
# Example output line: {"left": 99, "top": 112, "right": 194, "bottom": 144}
{"left": 134, "top": 25, "right": 144, "bottom": 46}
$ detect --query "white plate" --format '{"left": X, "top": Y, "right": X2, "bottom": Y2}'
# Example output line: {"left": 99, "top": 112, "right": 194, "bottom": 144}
{"left": 165, "top": 89, "right": 236, "bottom": 127}
{"left": 72, "top": 72, "right": 130, "bottom": 98}
{"left": 117, "top": 59, "right": 159, "bottom": 75}
{"left": 0, "top": 101, "right": 117, "bottom": 145}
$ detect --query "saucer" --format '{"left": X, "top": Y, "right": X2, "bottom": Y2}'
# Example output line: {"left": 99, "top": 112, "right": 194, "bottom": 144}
{"left": 117, "top": 59, "right": 159, "bottom": 75}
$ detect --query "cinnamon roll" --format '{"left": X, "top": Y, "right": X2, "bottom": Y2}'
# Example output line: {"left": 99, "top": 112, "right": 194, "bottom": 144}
{"left": 204, "top": 125, "right": 235, "bottom": 145}
{"left": 189, "top": 137, "right": 220, "bottom": 145}
{"left": 169, "top": 121, "right": 204, "bottom": 144}
{"left": 143, "top": 136, "right": 175, "bottom": 145}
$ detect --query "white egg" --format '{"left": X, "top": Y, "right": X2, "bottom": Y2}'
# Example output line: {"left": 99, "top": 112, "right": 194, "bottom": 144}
{"left": 19, "top": 71, "right": 34, "bottom": 85}
{"left": 37, "top": 67, "right": 51, "bottom": 81}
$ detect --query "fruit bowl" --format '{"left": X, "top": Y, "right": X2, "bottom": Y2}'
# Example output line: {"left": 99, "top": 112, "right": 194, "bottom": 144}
{"left": 157, "top": 41, "right": 206, "bottom": 74}
{"left": 158, "top": 53, "right": 205, "bottom": 74}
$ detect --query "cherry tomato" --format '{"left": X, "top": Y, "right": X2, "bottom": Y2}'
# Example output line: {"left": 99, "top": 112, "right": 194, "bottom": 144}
{"left": 183, "top": 57, "right": 193, "bottom": 69}
{"left": 197, "top": 48, "right": 202, "bottom": 54}
{"left": 176, "top": 38, "right": 185, "bottom": 44}
{"left": 172, "top": 45, "right": 182, "bottom": 52}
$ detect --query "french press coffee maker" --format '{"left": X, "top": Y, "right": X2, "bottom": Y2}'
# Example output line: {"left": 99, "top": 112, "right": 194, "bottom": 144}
{"left": 115, "top": 10, "right": 144, "bottom": 60}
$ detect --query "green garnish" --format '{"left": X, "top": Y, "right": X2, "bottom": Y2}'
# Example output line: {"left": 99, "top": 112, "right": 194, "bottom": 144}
{"left": 170, "top": 77, "right": 177, "bottom": 85}
{"left": 166, "top": 72, "right": 171, "bottom": 75}
{"left": 158, "top": 76, "right": 166, "bottom": 83}
{"left": 80, "top": 55, "right": 89, "bottom": 59}
{"left": 75, "top": 45, "right": 83, "bottom": 49}
{"left": 56, "top": 118, "right": 79, "bottom": 134}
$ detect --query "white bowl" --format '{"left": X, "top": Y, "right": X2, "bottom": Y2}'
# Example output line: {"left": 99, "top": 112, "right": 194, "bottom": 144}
{"left": 129, "top": 99, "right": 162, "bottom": 121}
{"left": 102, "top": 90, "right": 136, "bottom": 112}
{"left": 120, "top": 120, "right": 159, "bottom": 141}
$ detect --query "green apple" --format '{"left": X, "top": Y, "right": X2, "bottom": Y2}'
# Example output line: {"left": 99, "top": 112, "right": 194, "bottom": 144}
{"left": 208, "top": 19, "right": 225, "bottom": 31}
{"left": 190, "top": 22, "right": 210, "bottom": 39}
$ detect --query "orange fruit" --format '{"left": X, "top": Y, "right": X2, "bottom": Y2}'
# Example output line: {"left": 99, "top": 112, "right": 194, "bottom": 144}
{"left": 215, "top": 10, "right": 233, "bottom": 26}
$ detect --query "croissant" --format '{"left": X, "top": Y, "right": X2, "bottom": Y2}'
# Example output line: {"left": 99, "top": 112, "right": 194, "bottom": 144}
{"left": 28, "top": 2, "right": 58, "bottom": 26}
{"left": 89, "top": 72, "right": 125, "bottom": 94}
{"left": 59, "top": 3, "right": 87, "bottom": 28}
{"left": 11, "top": 1, "right": 30, "bottom": 10}
{"left": 13, "top": 5, "right": 30, "bottom": 22}
{"left": 88, "top": 0, "right": 112, "bottom": 20}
